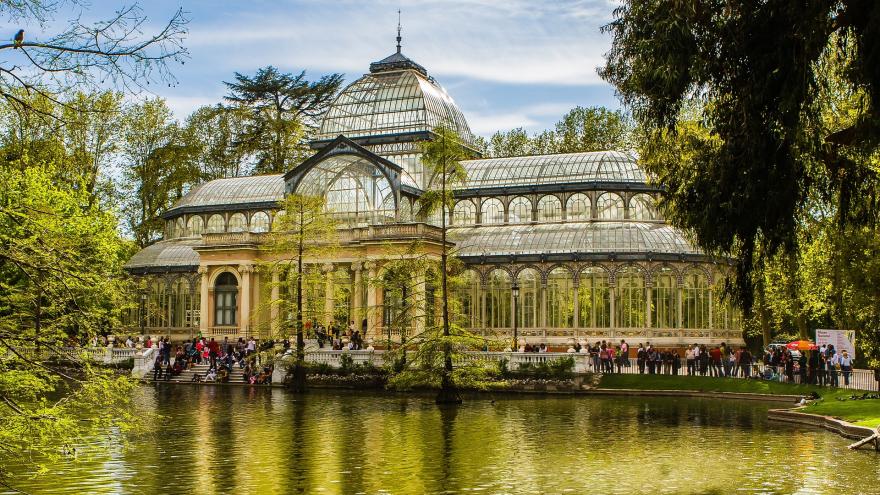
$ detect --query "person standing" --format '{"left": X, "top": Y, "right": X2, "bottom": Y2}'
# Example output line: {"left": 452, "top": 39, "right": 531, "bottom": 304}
{"left": 826, "top": 345, "right": 839, "bottom": 387}
{"left": 636, "top": 343, "right": 646, "bottom": 374}
{"left": 839, "top": 350, "right": 853, "bottom": 386}
{"left": 739, "top": 347, "right": 752, "bottom": 378}
{"left": 798, "top": 351, "right": 808, "bottom": 384}
{"left": 686, "top": 346, "right": 695, "bottom": 376}
{"left": 620, "top": 340, "right": 630, "bottom": 369}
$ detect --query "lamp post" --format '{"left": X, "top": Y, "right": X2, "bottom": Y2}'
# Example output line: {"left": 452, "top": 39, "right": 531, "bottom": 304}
{"left": 512, "top": 283, "right": 520, "bottom": 352}
{"left": 139, "top": 292, "right": 147, "bottom": 336}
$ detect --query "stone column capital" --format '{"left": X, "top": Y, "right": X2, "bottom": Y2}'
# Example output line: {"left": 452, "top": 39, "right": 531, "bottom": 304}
{"left": 351, "top": 261, "right": 362, "bottom": 272}
{"left": 238, "top": 264, "right": 253, "bottom": 274}
{"left": 321, "top": 262, "right": 334, "bottom": 274}
{"left": 197, "top": 266, "right": 208, "bottom": 275}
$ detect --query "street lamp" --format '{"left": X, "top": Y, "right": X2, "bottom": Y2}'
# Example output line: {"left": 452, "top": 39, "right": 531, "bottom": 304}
{"left": 140, "top": 292, "right": 147, "bottom": 336}
{"left": 512, "top": 283, "right": 520, "bottom": 352}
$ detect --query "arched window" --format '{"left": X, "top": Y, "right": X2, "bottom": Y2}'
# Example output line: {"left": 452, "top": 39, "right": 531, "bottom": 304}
{"left": 683, "top": 270, "right": 710, "bottom": 329}
{"left": 147, "top": 278, "right": 169, "bottom": 328}
{"left": 169, "top": 276, "right": 192, "bottom": 328}
{"left": 481, "top": 198, "right": 505, "bottom": 225}
{"left": 566, "top": 193, "right": 591, "bottom": 221}
{"left": 250, "top": 211, "right": 270, "bottom": 233}
{"left": 486, "top": 269, "right": 511, "bottom": 328}
{"left": 228, "top": 213, "right": 247, "bottom": 233}
{"left": 214, "top": 272, "right": 238, "bottom": 326}
{"left": 508, "top": 196, "right": 532, "bottom": 223}
{"left": 206, "top": 214, "right": 225, "bottom": 233}
{"left": 453, "top": 200, "right": 476, "bottom": 226}
{"left": 630, "top": 194, "right": 657, "bottom": 220}
{"left": 652, "top": 267, "right": 677, "bottom": 328}
{"left": 174, "top": 218, "right": 185, "bottom": 238}
{"left": 547, "top": 267, "right": 574, "bottom": 328}
{"left": 453, "top": 270, "right": 480, "bottom": 329}
{"left": 428, "top": 206, "right": 451, "bottom": 227}
{"left": 399, "top": 198, "right": 413, "bottom": 222}
{"left": 516, "top": 268, "right": 540, "bottom": 328}
{"left": 596, "top": 192, "right": 625, "bottom": 220}
{"left": 537, "top": 195, "right": 562, "bottom": 222}
{"left": 615, "top": 266, "right": 646, "bottom": 328}
{"left": 187, "top": 216, "right": 204, "bottom": 236}
{"left": 578, "top": 267, "right": 610, "bottom": 328}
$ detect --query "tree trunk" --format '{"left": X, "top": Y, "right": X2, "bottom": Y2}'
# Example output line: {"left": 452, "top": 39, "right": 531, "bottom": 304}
{"left": 436, "top": 142, "right": 461, "bottom": 405}
{"left": 291, "top": 207, "right": 307, "bottom": 393}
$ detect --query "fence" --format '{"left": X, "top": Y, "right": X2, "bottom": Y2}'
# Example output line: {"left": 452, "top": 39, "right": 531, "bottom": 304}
{"left": 286, "top": 350, "right": 878, "bottom": 391}
{"left": 5, "top": 346, "right": 138, "bottom": 365}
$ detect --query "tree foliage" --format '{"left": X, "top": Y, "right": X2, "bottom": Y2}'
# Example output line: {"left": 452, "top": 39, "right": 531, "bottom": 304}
{"left": 224, "top": 66, "right": 343, "bottom": 174}
{"left": 485, "top": 106, "right": 634, "bottom": 157}
{"left": 602, "top": 1, "right": 880, "bottom": 362}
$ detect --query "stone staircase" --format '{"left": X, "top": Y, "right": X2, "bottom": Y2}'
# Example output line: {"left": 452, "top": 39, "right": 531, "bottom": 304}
{"left": 148, "top": 362, "right": 249, "bottom": 384}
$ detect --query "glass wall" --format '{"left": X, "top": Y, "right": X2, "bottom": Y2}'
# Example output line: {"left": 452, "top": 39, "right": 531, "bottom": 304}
{"left": 453, "top": 200, "right": 476, "bottom": 225}
{"left": 683, "top": 270, "right": 710, "bottom": 329}
{"left": 566, "top": 193, "right": 590, "bottom": 221}
{"left": 615, "top": 266, "right": 646, "bottom": 328}
{"left": 453, "top": 270, "right": 481, "bottom": 328}
{"left": 596, "top": 192, "right": 625, "bottom": 220}
{"left": 481, "top": 198, "right": 505, "bottom": 224}
{"left": 486, "top": 269, "right": 511, "bottom": 328}
{"left": 630, "top": 194, "right": 657, "bottom": 220}
{"left": 546, "top": 267, "right": 574, "bottom": 328}
{"left": 508, "top": 196, "right": 532, "bottom": 223}
{"left": 578, "top": 267, "right": 610, "bottom": 328}
{"left": 516, "top": 268, "right": 540, "bottom": 328}
{"left": 537, "top": 195, "right": 562, "bottom": 222}
{"left": 652, "top": 267, "right": 677, "bottom": 328}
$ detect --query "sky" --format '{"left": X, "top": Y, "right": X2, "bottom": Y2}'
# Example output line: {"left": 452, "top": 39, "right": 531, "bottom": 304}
{"left": 59, "top": 0, "right": 623, "bottom": 138}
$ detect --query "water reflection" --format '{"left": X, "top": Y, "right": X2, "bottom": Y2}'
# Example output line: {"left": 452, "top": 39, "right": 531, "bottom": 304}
{"left": 3, "top": 387, "right": 878, "bottom": 494}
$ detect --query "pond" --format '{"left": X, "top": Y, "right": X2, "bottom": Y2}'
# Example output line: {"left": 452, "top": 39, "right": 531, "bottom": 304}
{"left": 3, "top": 386, "right": 878, "bottom": 494}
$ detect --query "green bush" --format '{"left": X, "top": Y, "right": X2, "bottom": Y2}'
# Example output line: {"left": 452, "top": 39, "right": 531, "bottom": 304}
{"left": 502, "top": 357, "right": 574, "bottom": 380}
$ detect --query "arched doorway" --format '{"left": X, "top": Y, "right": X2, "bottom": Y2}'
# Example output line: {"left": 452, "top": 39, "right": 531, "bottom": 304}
{"left": 214, "top": 272, "right": 238, "bottom": 327}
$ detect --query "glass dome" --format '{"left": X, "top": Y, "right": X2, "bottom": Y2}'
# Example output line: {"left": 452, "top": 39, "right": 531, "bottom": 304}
{"left": 315, "top": 63, "right": 476, "bottom": 147}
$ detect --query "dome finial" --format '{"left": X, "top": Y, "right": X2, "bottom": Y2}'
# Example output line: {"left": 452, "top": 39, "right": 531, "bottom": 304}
{"left": 396, "top": 10, "right": 402, "bottom": 53}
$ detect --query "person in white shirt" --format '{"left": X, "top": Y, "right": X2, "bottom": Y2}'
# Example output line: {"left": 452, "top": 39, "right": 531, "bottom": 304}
{"left": 839, "top": 350, "right": 853, "bottom": 386}
{"left": 246, "top": 337, "right": 256, "bottom": 356}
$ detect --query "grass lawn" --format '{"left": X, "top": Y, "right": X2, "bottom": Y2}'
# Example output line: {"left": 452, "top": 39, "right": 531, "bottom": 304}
{"left": 598, "top": 374, "right": 880, "bottom": 429}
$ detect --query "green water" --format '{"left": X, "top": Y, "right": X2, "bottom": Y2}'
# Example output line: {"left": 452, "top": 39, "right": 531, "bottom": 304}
{"left": 3, "top": 386, "right": 878, "bottom": 494}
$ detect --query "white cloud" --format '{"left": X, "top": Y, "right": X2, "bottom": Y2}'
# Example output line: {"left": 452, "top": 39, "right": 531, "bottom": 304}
{"left": 467, "top": 102, "right": 577, "bottom": 136}
{"left": 183, "top": 0, "right": 615, "bottom": 86}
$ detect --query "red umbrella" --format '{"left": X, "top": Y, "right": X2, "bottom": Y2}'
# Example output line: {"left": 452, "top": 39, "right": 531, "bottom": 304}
{"left": 786, "top": 340, "right": 818, "bottom": 351}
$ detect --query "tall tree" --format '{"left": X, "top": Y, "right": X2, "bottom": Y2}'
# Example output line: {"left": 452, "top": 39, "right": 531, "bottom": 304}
{"left": 418, "top": 125, "right": 471, "bottom": 404}
{"left": 120, "top": 98, "right": 196, "bottom": 248}
{"left": 267, "top": 194, "right": 339, "bottom": 392}
{"left": 183, "top": 104, "right": 251, "bottom": 180}
{"left": 224, "top": 66, "right": 343, "bottom": 174}
{"left": 600, "top": 1, "right": 880, "bottom": 311}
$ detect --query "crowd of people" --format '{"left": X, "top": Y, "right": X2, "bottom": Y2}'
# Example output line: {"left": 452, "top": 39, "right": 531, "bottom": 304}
{"left": 150, "top": 336, "right": 272, "bottom": 385}
{"left": 312, "top": 318, "right": 366, "bottom": 350}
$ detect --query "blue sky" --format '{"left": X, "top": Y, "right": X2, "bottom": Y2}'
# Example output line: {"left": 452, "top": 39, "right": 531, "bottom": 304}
{"left": 71, "top": 0, "right": 622, "bottom": 137}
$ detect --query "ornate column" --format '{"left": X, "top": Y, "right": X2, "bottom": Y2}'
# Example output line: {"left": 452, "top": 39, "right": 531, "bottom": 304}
{"left": 322, "top": 262, "right": 335, "bottom": 325}
{"left": 198, "top": 266, "right": 209, "bottom": 332}
{"left": 646, "top": 283, "right": 653, "bottom": 329}
{"left": 573, "top": 279, "right": 580, "bottom": 331}
{"left": 708, "top": 287, "right": 714, "bottom": 329}
{"left": 609, "top": 281, "right": 616, "bottom": 330}
{"left": 238, "top": 264, "right": 252, "bottom": 336}
{"left": 365, "top": 261, "right": 378, "bottom": 338}
{"left": 540, "top": 280, "right": 548, "bottom": 332}
{"left": 677, "top": 281, "right": 684, "bottom": 332}
{"left": 270, "top": 268, "right": 280, "bottom": 335}
{"left": 252, "top": 269, "right": 261, "bottom": 336}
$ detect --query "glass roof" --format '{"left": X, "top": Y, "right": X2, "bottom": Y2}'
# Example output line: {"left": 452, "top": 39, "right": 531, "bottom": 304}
{"left": 449, "top": 222, "right": 699, "bottom": 257}
{"left": 316, "top": 70, "right": 476, "bottom": 147}
{"left": 171, "top": 174, "right": 285, "bottom": 211}
{"left": 456, "top": 151, "right": 645, "bottom": 189}
{"left": 124, "top": 239, "right": 200, "bottom": 271}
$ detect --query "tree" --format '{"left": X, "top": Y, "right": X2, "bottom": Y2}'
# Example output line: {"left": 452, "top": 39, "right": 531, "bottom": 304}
{"left": 183, "top": 105, "right": 251, "bottom": 180}
{"left": 0, "top": 2, "right": 187, "bottom": 116}
{"left": 418, "top": 125, "right": 472, "bottom": 404}
{"left": 0, "top": 161, "right": 137, "bottom": 484}
{"left": 600, "top": 1, "right": 880, "bottom": 312}
{"left": 484, "top": 106, "right": 633, "bottom": 158}
{"left": 553, "top": 106, "right": 633, "bottom": 153}
{"left": 267, "top": 194, "right": 338, "bottom": 392}
{"left": 119, "top": 98, "right": 198, "bottom": 248}
{"left": 224, "top": 66, "right": 343, "bottom": 174}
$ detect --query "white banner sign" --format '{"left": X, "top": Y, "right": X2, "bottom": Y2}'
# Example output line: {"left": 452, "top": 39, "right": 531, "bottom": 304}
{"left": 815, "top": 329, "right": 856, "bottom": 357}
